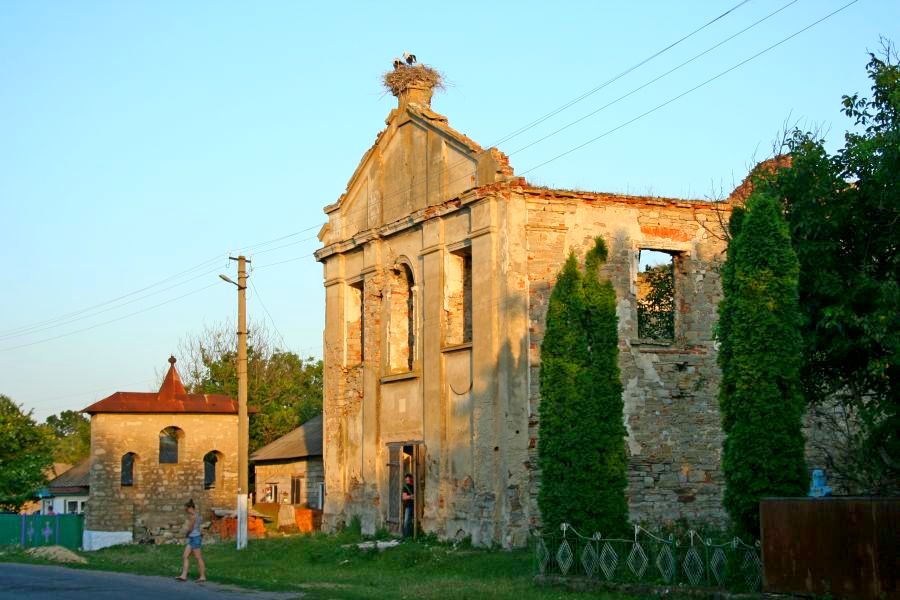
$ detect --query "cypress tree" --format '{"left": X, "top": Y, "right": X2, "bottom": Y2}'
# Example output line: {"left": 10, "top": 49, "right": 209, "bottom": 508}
{"left": 717, "top": 192, "right": 807, "bottom": 538}
{"left": 538, "top": 238, "right": 628, "bottom": 536}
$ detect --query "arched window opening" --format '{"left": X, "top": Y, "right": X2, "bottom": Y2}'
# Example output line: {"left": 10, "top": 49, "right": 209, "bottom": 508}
{"left": 121, "top": 452, "right": 137, "bottom": 487}
{"left": 203, "top": 450, "right": 223, "bottom": 490}
{"left": 159, "top": 427, "right": 183, "bottom": 464}
{"left": 388, "top": 263, "right": 415, "bottom": 372}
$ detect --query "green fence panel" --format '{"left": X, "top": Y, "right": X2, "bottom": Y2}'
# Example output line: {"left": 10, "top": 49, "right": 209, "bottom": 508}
{"left": 0, "top": 514, "right": 83, "bottom": 550}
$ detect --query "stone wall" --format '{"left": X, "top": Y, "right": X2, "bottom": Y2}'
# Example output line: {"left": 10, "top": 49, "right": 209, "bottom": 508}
{"left": 254, "top": 458, "right": 324, "bottom": 508}
{"left": 523, "top": 189, "right": 730, "bottom": 526}
{"left": 86, "top": 413, "right": 238, "bottom": 544}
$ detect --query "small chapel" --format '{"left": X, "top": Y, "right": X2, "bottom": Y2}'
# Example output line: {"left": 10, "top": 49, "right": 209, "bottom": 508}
{"left": 81, "top": 356, "right": 240, "bottom": 550}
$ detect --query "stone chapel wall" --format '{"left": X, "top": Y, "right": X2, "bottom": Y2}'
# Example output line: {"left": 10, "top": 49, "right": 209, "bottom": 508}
{"left": 86, "top": 413, "right": 238, "bottom": 543}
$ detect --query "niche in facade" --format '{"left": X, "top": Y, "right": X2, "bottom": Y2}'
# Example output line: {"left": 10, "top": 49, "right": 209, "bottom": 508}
{"left": 637, "top": 249, "right": 677, "bottom": 341}
{"left": 388, "top": 264, "right": 415, "bottom": 372}
{"left": 346, "top": 280, "right": 365, "bottom": 365}
{"left": 444, "top": 247, "right": 472, "bottom": 346}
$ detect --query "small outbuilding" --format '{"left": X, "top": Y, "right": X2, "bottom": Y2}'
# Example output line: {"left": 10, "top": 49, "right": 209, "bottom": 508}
{"left": 251, "top": 414, "right": 324, "bottom": 511}
{"left": 41, "top": 458, "right": 90, "bottom": 515}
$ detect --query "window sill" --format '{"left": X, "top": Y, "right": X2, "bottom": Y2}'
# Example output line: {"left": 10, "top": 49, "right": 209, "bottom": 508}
{"left": 441, "top": 342, "right": 472, "bottom": 353}
{"left": 380, "top": 370, "right": 419, "bottom": 384}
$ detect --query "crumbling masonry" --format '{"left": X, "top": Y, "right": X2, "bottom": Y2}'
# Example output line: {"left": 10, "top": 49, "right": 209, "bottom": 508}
{"left": 315, "top": 71, "right": 774, "bottom": 547}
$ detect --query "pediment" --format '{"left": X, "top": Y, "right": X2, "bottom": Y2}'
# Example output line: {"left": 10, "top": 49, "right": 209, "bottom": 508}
{"left": 321, "top": 101, "right": 513, "bottom": 245}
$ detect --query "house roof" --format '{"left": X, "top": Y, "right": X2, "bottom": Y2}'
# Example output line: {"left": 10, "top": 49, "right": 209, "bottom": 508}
{"left": 83, "top": 356, "right": 245, "bottom": 415}
{"left": 47, "top": 457, "right": 90, "bottom": 493}
{"left": 250, "top": 414, "right": 323, "bottom": 462}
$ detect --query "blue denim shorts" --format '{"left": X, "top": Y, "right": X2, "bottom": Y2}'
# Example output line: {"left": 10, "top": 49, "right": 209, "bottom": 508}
{"left": 187, "top": 535, "right": 202, "bottom": 549}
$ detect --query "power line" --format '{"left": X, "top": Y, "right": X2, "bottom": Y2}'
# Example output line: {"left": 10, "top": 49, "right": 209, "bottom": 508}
{"left": 0, "top": 282, "right": 219, "bottom": 354}
{"left": 519, "top": 0, "right": 860, "bottom": 177}
{"left": 491, "top": 0, "right": 754, "bottom": 147}
{"left": 0, "top": 255, "right": 224, "bottom": 338}
{"left": 507, "top": 0, "right": 800, "bottom": 158}
{"left": 249, "top": 278, "right": 287, "bottom": 349}
{"left": 0, "top": 265, "right": 224, "bottom": 342}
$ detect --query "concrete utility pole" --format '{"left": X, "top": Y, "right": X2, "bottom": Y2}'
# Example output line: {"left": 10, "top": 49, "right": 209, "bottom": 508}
{"left": 220, "top": 255, "right": 250, "bottom": 550}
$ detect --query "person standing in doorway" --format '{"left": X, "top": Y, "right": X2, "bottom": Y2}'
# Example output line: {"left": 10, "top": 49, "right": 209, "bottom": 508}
{"left": 401, "top": 473, "right": 415, "bottom": 538}
{"left": 176, "top": 499, "right": 206, "bottom": 582}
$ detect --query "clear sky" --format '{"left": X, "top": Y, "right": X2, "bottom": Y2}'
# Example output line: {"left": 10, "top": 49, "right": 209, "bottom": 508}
{"left": 2, "top": 0, "right": 896, "bottom": 420}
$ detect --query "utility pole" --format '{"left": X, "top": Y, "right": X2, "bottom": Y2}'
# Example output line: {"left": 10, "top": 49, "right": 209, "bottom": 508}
{"left": 221, "top": 255, "right": 250, "bottom": 550}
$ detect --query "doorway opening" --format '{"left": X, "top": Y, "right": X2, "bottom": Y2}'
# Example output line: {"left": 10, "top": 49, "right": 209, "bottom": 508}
{"left": 386, "top": 442, "right": 425, "bottom": 538}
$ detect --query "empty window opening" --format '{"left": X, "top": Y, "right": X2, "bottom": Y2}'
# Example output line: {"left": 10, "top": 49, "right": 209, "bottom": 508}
{"left": 203, "top": 450, "right": 223, "bottom": 490}
{"left": 388, "top": 264, "right": 415, "bottom": 372}
{"left": 159, "top": 426, "right": 183, "bottom": 464}
{"left": 445, "top": 248, "right": 472, "bottom": 346}
{"left": 121, "top": 452, "right": 137, "bottom": 487}
{"left": 637, "top": 250, "right": 676, "bottom": 340}
{"left": 346, "top": 280, "right": 365, "bottom": 365}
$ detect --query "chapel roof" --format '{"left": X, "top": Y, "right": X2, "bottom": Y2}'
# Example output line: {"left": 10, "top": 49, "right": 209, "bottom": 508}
{"left": 82, "top": 356, "right": 244, "bottom": 415}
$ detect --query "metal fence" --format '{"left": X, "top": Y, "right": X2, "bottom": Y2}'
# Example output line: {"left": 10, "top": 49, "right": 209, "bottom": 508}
{"left": 0, "top": 513, "right": 84, "bottom": 550}
{"left": 534, "top": 523, "right": 762, "bottom": 593}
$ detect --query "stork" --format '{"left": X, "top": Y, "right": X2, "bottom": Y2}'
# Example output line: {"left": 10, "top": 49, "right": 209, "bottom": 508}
{"left": 403, "top": 52, "right": 416, "bottom": 65}
{"left": 393, "top": 57, "right": 404, "bottom": 69}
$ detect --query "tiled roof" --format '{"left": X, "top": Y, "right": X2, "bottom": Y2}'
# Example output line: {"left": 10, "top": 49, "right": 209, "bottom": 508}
{"left": 250, "top": 414, "right": 322, "bottom": 462}
{"left": 82, "top": 356, "right": 244, "bottom": 415}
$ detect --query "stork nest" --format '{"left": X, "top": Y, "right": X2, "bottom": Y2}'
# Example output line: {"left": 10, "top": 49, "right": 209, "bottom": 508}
{"left": 383, "top": 64, "right": 444, "bottom": 96}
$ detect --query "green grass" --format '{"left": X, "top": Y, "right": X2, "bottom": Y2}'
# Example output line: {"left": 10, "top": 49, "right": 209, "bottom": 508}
{"left": 0, "top": 533, "right": 650, "bottom": 600}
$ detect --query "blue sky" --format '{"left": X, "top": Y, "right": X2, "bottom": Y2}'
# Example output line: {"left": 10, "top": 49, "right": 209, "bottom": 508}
{"left": 2, "top": 0, "right": 896, "bottom": 420}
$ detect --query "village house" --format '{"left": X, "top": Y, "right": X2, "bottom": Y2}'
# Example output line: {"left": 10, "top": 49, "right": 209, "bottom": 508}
{"left": 40, "top": 458, "right": 90, "bottom": 516}
{"left": 314, "top": 64, "right": 749, "bottom": 548}
{"left": 251, "top": 414, "right": 324, "bottom": 510}
{"left": 81, "top": 356, "right": 240, "bottom": 550}
{"left": 251, "top": 414, "right": 325, "bottom": 532}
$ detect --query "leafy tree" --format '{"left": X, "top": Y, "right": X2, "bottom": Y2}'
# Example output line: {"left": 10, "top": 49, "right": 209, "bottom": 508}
{"left": 538, "top": 238, "right": 628, "bottom": 537}
{"left": 759, "top": 45, "right": 899, "bottom": 493}
{"left": 0, "top": 395, "right": 55, "bottom": 511}
{"left": 178, "top": 322, "right": 323, "bottom": 452}
{"left": 44, "top": 410, "right": 91, "bottom": 464}
{"left": 717, "top": 192, "right": 807, "bottom": 538}
{"left": 637, "top": 262, "right": 675, "bottom": 340}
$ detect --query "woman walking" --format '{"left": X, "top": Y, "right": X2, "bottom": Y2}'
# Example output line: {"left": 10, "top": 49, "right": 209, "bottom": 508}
{"left": 176, "top": 499, "right": 206, "bottom": 582}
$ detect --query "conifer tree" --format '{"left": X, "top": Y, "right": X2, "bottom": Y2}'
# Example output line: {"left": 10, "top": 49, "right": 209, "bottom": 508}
{"left": 717, "top": 193, "right": 807, "bottom": 538}
{"left": 538, "top": 238, "right": 628, "bottom": 536}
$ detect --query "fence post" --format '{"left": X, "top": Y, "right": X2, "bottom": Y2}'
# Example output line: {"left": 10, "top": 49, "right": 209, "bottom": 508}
{"left": 55, "top": 514, "right": 60, "bottom": 545}
{"left": 19, "top": 513, "right": 25, "bottom": 546}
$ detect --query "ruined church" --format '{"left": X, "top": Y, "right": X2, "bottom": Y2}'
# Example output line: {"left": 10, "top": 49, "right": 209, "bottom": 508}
{"left": 315, "top": 65, "right": 740, "bottom": 547}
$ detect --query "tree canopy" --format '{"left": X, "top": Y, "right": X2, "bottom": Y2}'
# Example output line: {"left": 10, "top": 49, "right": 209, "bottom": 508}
{"left": 759, "top": 45, "right": 899, "bottom": 493}
{"left": 178, "top": 322, "right": 323, "bottom": 452}
{"left": 0, "top": 395, "right": 55, "bottom": 511}
{"left": 43, "top": 410, "right": 91, "bottom": 465}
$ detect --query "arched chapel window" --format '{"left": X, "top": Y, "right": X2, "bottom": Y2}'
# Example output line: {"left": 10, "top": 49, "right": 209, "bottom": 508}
{"left": 121, "top": 452, "right": 137, "bottom": 486}
{"left": 203, "top": 450, "right": 223, "bottom": 489}
{"left": 388, "top": 263, "right": 415, "bottom": 372}
{"left": 159, "top": 427, "right": 183, "bottom": 464}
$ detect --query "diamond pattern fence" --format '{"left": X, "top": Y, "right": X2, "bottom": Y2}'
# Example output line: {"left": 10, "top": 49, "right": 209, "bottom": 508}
{"left": 533, "top": 523, "right": 762, "bottom": 593}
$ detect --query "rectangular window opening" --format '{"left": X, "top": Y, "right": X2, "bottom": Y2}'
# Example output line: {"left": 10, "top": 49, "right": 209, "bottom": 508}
{"left": 445, "top": 248, "right": 472, "bottom": 346}
{"left": 637, "top": 249, "right": 677, "bottom": 341}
